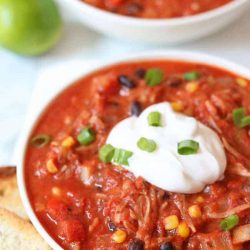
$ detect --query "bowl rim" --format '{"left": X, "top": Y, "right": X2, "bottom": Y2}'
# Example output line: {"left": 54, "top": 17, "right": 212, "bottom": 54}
{"left": 17, "top": 50, "right": 250, "bottom": 250}
{"left": 62, "top": 0, "right": 249, "bottom": 26}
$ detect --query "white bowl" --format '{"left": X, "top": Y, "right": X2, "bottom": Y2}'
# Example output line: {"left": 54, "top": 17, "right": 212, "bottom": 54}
{"left": 57, "top": 0, "right": 250, "bottom": 44}
{"left": 17, "top": 50, "right": 250, "bottom": 249}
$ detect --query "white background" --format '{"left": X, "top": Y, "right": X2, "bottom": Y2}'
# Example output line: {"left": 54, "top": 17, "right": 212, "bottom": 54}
{"left": 0, "top": 7, "right": 249, "bottom": 165}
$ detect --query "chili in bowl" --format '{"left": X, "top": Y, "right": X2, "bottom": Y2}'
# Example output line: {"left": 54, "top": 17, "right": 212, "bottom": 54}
{"left": 58, "top": 0, "right": 250, "bottom": 44}
{"left": 17, "top": 51, "right": 250, "bottom": 249}
{"left": 83, "top": 0, "right": 233, "bottom": 19}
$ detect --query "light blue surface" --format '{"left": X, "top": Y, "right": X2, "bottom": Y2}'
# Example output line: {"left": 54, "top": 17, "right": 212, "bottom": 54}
{"left": 0, "top": 12, "right": 250, "bottom": 165}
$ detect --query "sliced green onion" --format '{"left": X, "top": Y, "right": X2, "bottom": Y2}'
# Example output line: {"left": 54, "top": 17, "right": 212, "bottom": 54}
{"left": 77, "top": 128, "right": 95, "bottom": 145}
{"left": 233, "top": 107, "right": 246, "bottom": 127}
{"left": 99, "top": 144, "right": 115, "bottom": 163}
{"left": 220, "top": 214, "right": 239, "bottom": 231}
{"left": 31, "top": 134, "right": 51, "bottom": 148}
{"left": 240, "top": 116, "right": 250, "bottom": 128}
{"left": 178, "top": 140, "right": 199, "bottom": 155}
{"left": 232, "top": 107, "right": 250, "bottom": 128}
{"left": 145, "top": 68, "right": 164, "bottom": 87}
{"left": 184, "top": 71, "right": 200, "bottom": 81}
{"left": 113, "top": 148, "right": 133, "bottom": 166}
{"left": 137, "top": 137, "right": 157, "bottom": 153}
{"left": 148, "top": 111, "right": 161, "bottom": 127}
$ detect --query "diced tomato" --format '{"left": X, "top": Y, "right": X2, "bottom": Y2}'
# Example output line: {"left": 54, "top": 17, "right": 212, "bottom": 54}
{"left": 58, "top": 219, "right": 85, "bottom": 242}
{"left": 46, "top": 198, "right": 69, "bottom": 221}
{"left": 92, "top": 73, "right": 120, "bottom": 96}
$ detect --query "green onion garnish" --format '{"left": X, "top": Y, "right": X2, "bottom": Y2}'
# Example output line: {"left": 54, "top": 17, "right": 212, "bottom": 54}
{"left": 145, "top": 68, "right": 164, "bottom": 87}
{"left": 233, "top": 107, "right": 246, "bottom": 127}
{"left": 31, "top": 134, "right": 51, "bottom": 148}
{"left": 99, "top": 144, "right": 115, "bottom": 163}
{"left": 232, "top": 107, "right": 250, "bottom": 128}
{"left": 184, "top": 71, "right": 200, "bottom": 81}
{"left": 137, "top": 137, "right": 157, "bottom": 153}
{"left": 240, "top": 116, "right": 250, "bottom": 128}
{"left": 148, "top": 111, "right": 161, "bottom": 127}
{"left": 178, "top": 140, "right": 199, "bottom": 155}
{"left": 77, "top": 128, "right": 96, "bottom": 145}
{"left": 220, "top": 214, "right": 239, "bottom": 231}
{"left": 113, "top": 148, "right": 133, "bottom": 166}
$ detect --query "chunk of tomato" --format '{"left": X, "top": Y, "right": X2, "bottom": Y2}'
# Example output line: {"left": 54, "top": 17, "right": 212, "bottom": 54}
{"left": 58, "top": 219, "right": 85, "bottom": 242}
{"left": 46, "top": 198, "right": 69, "bottom": 221}
{"left": 92, "top": 72, "right": 120, "bottom": 96}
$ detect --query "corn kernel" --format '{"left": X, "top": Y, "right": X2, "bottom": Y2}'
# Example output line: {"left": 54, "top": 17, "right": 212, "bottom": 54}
{"left": 186, "top": 82, "right": 199, "bottom": 93}
{"left": 46, "top": 159, "right": 58, "bottom": 174}
{"left": 52, "top": 187, "right": 61, "bottom": 196}
{"left": 236, "top": 78, "right": 248, "bottom": 87}
{"left": 177, "top": 222, "right": 190, "bottom": 238}
{"left": 61, "top": 136, "right": 75, "bottom": 148}
{"left": 111, "top": 229, "right": 127, "bottom": 243}
{"left": 164, "top": 215, "right": 179, "bottom": 230}
{"left": 196, "top": 196, "right": 204, "bottom": 203}
{"left": 188, "top": 205, "right": 202, "bottom": 218}
{"left": 171, "top": 101, "right": 184, "bottom": 112}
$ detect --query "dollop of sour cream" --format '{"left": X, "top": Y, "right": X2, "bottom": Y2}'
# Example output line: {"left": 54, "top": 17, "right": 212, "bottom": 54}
{"left": 107, "top": 102, "right": 227, "bottom": 194}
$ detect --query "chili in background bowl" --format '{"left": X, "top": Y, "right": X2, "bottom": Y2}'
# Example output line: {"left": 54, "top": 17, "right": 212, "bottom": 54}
{"left": 82, "top": 0, "right": 233, "bottom": 19}
{"left": 17, "top": 50, "right": 250, "bottom": 249}
{"left": 56, "top": 0, "right": 250, "bottom": 44}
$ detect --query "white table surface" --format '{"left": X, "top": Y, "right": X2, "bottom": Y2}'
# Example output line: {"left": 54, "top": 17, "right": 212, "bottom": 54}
{"left": 0, "top": 9, "right": 250, "bottom": 165}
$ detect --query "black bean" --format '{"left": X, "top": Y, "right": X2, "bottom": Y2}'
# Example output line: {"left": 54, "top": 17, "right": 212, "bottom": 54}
{"left": 130, "top": 101, "right": 142, "bottom": 116}
{"left": 118, "top": 75, "right": 135, "bottom": 89}
{"left": 107, "top": 220, "right": 117, "bottom": 232}
{"left": 129, "top": 238, "right": 144, "bottom": 250}
{"left": 167, "top": 76, "right": 183, "bottom": 87}
{"left": 159, "top": 242, "right": 175, "bottom": 250}
{"left": 135, "top": 68, "right": 146, "bottom": 79}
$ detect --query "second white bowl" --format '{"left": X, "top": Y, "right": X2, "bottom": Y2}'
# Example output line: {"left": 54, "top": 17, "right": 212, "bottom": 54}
{"left": 58, "top": 0, "right": 250, "bottom": 44}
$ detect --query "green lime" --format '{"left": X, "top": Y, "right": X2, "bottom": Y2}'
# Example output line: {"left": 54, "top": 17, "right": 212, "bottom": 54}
{"left": 0, "top": 0, "right": 62, "bottom": 56}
